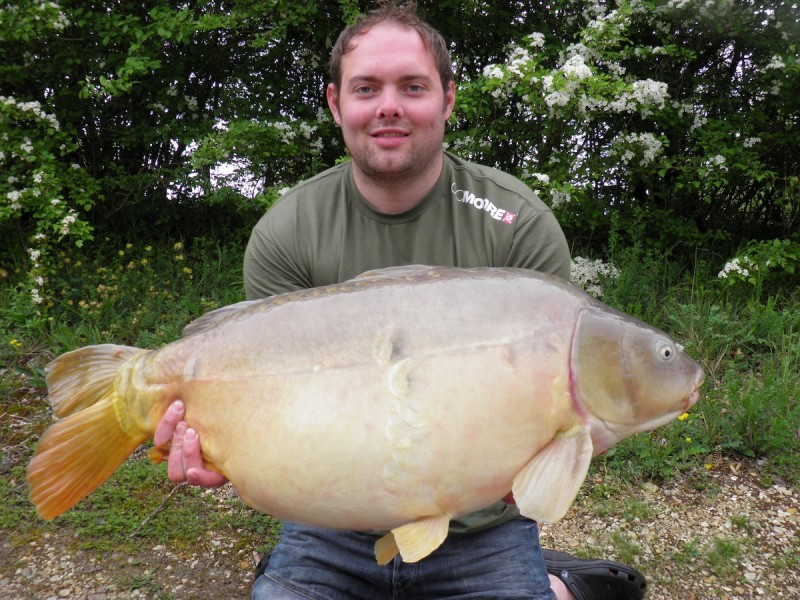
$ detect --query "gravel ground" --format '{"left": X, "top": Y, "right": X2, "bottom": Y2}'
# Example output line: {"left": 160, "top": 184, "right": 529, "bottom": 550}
{"left": 1, "top": 456, "right": 797, "bottom": 599}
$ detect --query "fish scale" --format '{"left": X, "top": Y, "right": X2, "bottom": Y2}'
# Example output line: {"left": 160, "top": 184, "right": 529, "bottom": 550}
{"left": 27, "top": 265, "right": 703, "bottom": 564}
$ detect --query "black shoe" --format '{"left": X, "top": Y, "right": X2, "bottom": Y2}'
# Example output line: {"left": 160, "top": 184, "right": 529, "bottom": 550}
{"left": 254, "top": 550, "right": 272, "bottom": 581}
{"left": 543, "top": 549, "right": 647, "bottom": 600}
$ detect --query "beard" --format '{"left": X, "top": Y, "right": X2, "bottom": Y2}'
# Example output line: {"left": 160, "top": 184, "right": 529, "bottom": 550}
{"left": 346, "top": 126, "right": 446, "bottom": 187}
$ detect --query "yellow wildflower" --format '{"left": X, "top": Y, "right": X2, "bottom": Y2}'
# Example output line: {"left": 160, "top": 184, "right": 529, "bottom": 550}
{"left": 10, "top": 339, "right": 22, "bottom": 348}
{"left": 678, "top": 412, "right": 689, "bottom": 421}
{"left": 173, "top": 242, "right": 184, "bottom": 251}
{"left": 145, "top": 245, "right": 152, "bottom": 252}
{"left": 126, "top": 243, "right": 133, "bottom": 249}
{"left": 183, "top": 267, "right": 193, "bottom": 275}
{"left": 685, "top": 437, "right": 692, "bottom": 443}
{"left": 175, "top": 254, "right": 184, "bottom": 261}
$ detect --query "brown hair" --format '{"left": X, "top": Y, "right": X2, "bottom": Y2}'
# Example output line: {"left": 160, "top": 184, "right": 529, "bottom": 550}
{"left": 329, "top": 1, "right": 454, "bottom": 92}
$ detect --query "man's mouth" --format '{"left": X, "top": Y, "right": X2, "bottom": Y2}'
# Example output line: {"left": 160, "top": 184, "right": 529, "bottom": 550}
{"left": 371, "top": 130, "right": 409, "bottom": 138}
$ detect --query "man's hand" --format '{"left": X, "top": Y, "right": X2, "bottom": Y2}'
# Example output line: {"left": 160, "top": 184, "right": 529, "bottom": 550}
{"left": 153, "top": 400, "right": 228, "bottom": 488}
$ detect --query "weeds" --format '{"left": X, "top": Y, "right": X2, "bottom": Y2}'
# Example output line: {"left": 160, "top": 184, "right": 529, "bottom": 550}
{"left": 1, "top": 234, "right": 798, "bottom": 559}
{"left": 596, "top": 246, "right": 800, "bottom": 486}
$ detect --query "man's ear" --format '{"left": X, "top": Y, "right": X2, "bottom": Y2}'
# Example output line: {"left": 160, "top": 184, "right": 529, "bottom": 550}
{"left": 443, "top": 80, "right": 456, "bottom": 119}
{"left": 327, "top": 83, "right": 341, "bottom": 126}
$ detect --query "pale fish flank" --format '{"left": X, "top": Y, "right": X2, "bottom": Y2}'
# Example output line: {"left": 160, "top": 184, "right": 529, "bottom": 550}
{"left": 27, "top": 265, "right": 704, "bottom": 564}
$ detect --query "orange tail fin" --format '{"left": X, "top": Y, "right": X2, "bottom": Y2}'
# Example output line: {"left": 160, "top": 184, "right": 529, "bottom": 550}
{"left": 28, "top": 345, "right": 146, "bottom": 520}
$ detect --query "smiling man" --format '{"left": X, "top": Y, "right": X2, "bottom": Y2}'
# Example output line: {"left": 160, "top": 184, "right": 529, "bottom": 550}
{"left": 154, "top": 2, "right": 647, "bottom": 599}
{"left": 326, "top": 18, "right": 455, "bottom": 214}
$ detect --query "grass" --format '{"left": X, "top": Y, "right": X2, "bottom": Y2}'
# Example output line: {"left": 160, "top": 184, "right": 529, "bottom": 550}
{"left": 0, "top": 235, "right": 283, "bottom": 561}
{"left": 1, "top": 234, "right": 798, "bottom": 559}
{"left": 594, "top": 244, "right": 800, "bottom": 487}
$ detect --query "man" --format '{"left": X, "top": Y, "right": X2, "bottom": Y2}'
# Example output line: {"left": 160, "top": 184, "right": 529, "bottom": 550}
{"left": 155, "top": 3, "right": 646, "bottom": 599}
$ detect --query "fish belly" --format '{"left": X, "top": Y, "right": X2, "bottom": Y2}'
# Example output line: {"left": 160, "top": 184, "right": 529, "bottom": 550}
{"left": 167, "top": 292, "right": 575, "bottom": 530}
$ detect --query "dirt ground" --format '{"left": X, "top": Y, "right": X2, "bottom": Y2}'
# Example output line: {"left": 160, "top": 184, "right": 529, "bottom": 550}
{"left": 1, "top": 455, "right": 797, "bottom": 599}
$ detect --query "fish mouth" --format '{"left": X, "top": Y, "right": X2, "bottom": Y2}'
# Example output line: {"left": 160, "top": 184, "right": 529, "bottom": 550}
{"left": 590, "top": 379, "right": 704, "bottom": 454}
{"left": 684, "top": 371, "right": 705, "bottom": 411}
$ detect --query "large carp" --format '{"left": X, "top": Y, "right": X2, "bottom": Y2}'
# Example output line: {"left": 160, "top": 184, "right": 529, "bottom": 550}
{"left": 28, "top": 265, "right": 703, "bottom": 564}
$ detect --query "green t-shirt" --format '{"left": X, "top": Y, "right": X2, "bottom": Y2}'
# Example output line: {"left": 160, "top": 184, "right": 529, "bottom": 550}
{"left": 243, "top": 151, "right": 571, "bottom": 533}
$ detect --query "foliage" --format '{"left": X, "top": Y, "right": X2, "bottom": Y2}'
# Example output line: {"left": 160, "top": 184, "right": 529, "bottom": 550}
{"left": 2, "top": 2, "right": 797, "bottom": 580}
{"left": 595, "top": 248, "right": 800, "bottom": 485}
{"left": 717, "top": 238, "right": 800, "bottom": 299}
{"left": 1, "top": 235, "right": 247, "bottom": 352}
{"left": 453, "top": 0, "right": 800, "bottom": 253}
{"left": 2, "top": 0, "right": 799, "bottom": 313}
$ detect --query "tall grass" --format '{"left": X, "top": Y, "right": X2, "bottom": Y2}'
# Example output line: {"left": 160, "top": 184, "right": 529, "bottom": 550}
{"left": 1, "top": 234, "right": 798, "bottom": 554}
{"left": 596, "top": 241, "right": 800, "bottom": 485}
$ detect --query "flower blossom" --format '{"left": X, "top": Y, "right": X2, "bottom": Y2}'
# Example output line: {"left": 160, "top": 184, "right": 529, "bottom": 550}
{"left": 562, "top": 55, "right": 592, "bottom": 79}
{"left": 718, "top": 256, "right": 755, "bottom": 279}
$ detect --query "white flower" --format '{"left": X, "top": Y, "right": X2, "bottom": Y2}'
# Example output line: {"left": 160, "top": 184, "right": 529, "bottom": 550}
{"left": 545, "top": 90, "right": 571, "bottom": 108}
{"left": 316, "top": 106, "right": 330, "bottom": 123}
{"left": 620, "top": 132, "right": 663, "bottom": 165}
{"left": 527, "top": 32, "right": 545, "bottom": 48}
{"left": 508, "top": 47, "right": 531, "bottom": 76}
{"left": 631, "top": 79, "right": 668, "bottom": 108}
{"left": 482, "top": 65, "right": 504, "bottom": 80}
{"left": 571, "top": 257, "right": 619, "bottom": 297}
{"left": 765, "top": 55, "right": 785, "bottom": 70}
{"left": 531, "top": 173, "right": 550, "bottom": 184}
{"left": 299, "top": 122, "right": 317, "bottom": 139}
{"left": 550, "top": 189, "right": 571, "bottom": 207}
{"left": 718, "top": 256, "right": 754, "bottom": 279}
{"left": 562, "top": 55, "right": 592, "bottom": 79}
{"left": 743, "top": 137, "right": 761, "bottom": 148}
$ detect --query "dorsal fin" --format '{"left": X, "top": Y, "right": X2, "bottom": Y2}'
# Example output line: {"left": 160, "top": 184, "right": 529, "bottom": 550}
{"left": 181, "top": 299, "right": 261, "bottom": 338}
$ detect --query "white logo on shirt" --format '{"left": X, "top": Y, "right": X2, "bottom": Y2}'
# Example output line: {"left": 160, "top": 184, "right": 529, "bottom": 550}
{"left": 451, "top": 183, "right": 518, "bottom": 225}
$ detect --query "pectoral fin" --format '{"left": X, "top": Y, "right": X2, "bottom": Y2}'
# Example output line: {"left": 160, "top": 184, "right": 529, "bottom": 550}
{"left": 374, "top": 514, "right": 451, "bottom": 565}
{"left": 511, "top": 425, "right": 593, "bottom": 523}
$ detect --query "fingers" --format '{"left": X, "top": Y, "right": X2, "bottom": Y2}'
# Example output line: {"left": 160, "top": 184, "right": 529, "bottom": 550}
{"left": 183, "top": 428, "right": 228, "bottom": 488}
{"left": 155, "top": 399, "right": 228, "bottom": 487}
{"left": 154, "top": 399, "right": 185, "bottom": 448}
{"left": 166, "top": 420, "right": 189, "bottom": 482}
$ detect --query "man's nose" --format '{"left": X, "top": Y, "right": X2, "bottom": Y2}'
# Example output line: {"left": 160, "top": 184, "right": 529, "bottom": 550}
{"left": 377, "top": 88, "right": 403, "bottom": 119}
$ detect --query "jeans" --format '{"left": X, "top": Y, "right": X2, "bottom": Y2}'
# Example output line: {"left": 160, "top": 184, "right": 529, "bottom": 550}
{"left": 252, "top": 518, "right": 555, "bottom": 599}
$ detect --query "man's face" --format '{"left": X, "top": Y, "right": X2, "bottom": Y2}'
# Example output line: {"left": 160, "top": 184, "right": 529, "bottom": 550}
{"left": 327, "top": 22, "right": 455, "bottom": 184}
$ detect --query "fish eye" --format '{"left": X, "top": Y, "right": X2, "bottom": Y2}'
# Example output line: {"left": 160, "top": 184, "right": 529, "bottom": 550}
{"left": 658, "top": 342, "right": 674, "bottom": 361}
